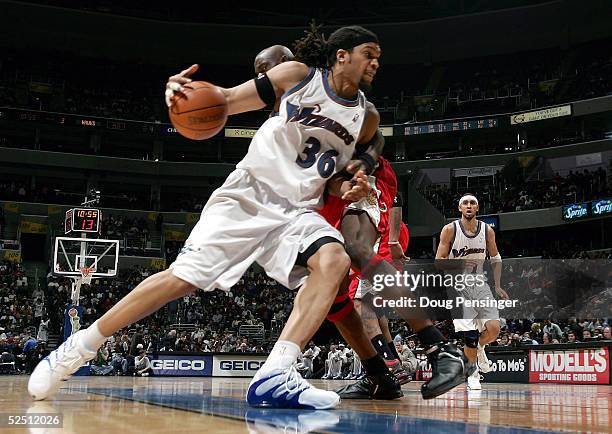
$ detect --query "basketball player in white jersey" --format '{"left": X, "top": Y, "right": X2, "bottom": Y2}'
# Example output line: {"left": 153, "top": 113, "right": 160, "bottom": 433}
{"left": 254, "top": 40, "right": 403, "bottom": 400}
{"left": 28, "top": 25, "right": 383, "bottom": 410}
{"left": 436, "top": 194, "right": 508, "bottom": 390}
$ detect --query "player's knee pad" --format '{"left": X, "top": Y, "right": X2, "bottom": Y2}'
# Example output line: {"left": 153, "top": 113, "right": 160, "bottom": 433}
{"left": 326, "top": 293, "right": 354, "bottom": 323}
{"left": 463, "top": 330, "right": 480, "bottom": 348}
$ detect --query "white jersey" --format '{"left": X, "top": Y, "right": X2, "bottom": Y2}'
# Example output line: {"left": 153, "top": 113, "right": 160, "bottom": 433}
{"left": 236, "top": 68, "right": 367, "bottom": 209}
{"left": 449, "top": 219, "right": 499, "bottom": 329}
{"left": 449, "top": 219, "right": 488, "bottom": 273}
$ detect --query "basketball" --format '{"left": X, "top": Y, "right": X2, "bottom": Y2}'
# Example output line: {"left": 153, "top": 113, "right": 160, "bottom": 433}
{"left": 169, "top": 81, "right": 228, "bottom": 140}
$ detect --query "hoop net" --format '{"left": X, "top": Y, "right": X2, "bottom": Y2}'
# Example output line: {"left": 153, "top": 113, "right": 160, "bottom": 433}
{"left": 79, "top": 267, "right": 95, "bottom": 285}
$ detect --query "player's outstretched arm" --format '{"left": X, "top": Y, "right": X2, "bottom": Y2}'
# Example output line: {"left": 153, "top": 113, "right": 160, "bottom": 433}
{"left": 165, "top": 61, "right": 309, "bottom": 115}
{"left": 219, "top": 61, "right": 309, "bottom": 115}
{"left": 389, "top": 204, "right": 408, "bottom": 261}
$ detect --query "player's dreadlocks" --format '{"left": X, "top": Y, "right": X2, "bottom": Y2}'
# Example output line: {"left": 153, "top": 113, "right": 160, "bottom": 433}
{"left": 294, "top": 21, "right": 379, "bottom": 69}
{"left": 293, "top": 21, "right": 328, "bottom": 68}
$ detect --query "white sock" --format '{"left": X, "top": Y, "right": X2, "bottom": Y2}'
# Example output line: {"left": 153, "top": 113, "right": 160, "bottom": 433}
{"left": 259, "top": 340, "right": 301, "bottom": 374}
{"left": 80, "top": 321, "right": 108, "bottom": 353}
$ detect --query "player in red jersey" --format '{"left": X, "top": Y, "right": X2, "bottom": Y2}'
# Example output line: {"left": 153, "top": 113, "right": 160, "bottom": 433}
{"left": 341, "top": 158, "right": 412, "bottom": 384}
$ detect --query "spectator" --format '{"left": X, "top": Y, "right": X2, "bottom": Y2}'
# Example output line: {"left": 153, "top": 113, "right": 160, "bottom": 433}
{"left": 543, "top": 320, "right": 563, "bottom": 341}
{"left": 37, "top": 316, "right": 50, "bottom": 342}
{"left": 134, "top": 349, "right": 153, "bottom": 376}
{"left": 91, "top": 342, "right": 114, "bottom": 375}
{"left": 395, "top": 340, "right": 418, "bottom": 376}
{"left": 129, "top": 325, "right": 144, "bottom": 356}
{"left": 160, "top": 330, "right": 177, "bottom": 351}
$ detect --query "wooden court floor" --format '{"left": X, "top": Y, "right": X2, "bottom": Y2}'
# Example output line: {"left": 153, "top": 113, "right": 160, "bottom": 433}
{"left": 1, "top": 376, "right": 611, "bottom": 433}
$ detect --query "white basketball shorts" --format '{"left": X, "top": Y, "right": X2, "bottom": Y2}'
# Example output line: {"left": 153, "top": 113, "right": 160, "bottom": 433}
{"left": 170, "top": 169, "right": 343, "bottom": 291}
{"left": 453, "top": 283, "right": 500, "bottom": 332}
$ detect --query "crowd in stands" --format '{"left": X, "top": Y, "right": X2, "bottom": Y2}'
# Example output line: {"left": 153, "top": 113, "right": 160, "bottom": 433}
{"left": 2, "top": 37, "right": 611, "bottom": 126}
{"left": 421, "top": 167, "right": 610, "bottom": 217}
{"left": 101, "top": 214, "right": 150, "bottom": 256}
{"left": 0, "top": 260, "right": 48, "bottom": 374}
{"left": 0, "top": 179, "right": 84, "bottom": 206}
{"left": 0, "top": 177, "right": 218, "bottom": 213}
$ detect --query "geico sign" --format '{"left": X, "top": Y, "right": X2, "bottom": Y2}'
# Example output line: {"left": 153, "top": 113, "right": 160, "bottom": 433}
{"left": 151, "top": 359, "right": 206, "bottom": 371}
{"left": 530, "top": 349, "right": 607, "bottom": 373}
{"left": 220, "top": 360, "right": 265, "bottom": 371}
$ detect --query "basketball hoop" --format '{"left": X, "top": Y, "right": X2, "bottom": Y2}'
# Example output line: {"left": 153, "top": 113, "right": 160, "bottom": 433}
{"left": 79, "top": 267, "right": 95, "bottom": 285}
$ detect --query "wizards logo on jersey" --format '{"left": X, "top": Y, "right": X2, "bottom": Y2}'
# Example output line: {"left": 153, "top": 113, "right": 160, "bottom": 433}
{"left": 452, "top": 246, "right": 485, "bottom": 258}
{"left": 591, "top": 198, "right": 612, "bottom": 216}
{"left": 286, "top": 102, "right": 354, "bottom": 146}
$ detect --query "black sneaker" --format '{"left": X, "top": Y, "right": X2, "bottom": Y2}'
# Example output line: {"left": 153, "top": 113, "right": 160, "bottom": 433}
{"left": 385, "top": 358, "right": 412, "bottom": 385}
{"left": 335, "top": 371, "right": 403, "bottom": 400}
{"left": 421, "top": 342, "right": 471, "bottom": 400}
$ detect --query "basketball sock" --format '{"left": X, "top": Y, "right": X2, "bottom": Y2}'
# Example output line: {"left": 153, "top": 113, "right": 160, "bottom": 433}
{"left": 388, "top": 341, "right": 401, "bottom": 360}
{"left": 417, "top": 325, "right": 446, "bottom": 348}
{"left": 258, "top": 340, "right": 301, "bottom": 374}
{"left": 370, "top": 334, "right": 394, "bottom": 361}
{"left": 361, "top": 354, "right": 389, "bottom": 376}
{"left": 81, "top": 320, "right": 108, "bottom": 353}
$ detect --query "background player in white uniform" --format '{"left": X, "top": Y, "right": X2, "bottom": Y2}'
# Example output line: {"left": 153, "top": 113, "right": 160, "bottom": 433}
{"left": 298, "top": 341, "right": 320, "bottom": 378}
{"left": 436, "top": 194, "right": 508, "bottom": 390}
{"left": 323, "top": 345, "right": 343, "bottom": 379}
{"left": 28, "top": 25, "right": 383, "bottom": 410}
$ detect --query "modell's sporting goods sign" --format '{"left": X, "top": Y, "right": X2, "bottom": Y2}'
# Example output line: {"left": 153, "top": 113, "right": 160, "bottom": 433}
{"left": 529, "top": 347, "right": 610, "bottom": 384}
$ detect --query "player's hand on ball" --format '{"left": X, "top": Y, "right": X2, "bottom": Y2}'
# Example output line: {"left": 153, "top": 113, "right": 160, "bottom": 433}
{"left": 496, "top": 287, "right": 509, "bottom": 300}
{"left": 341, "top": 170, "right": 370, "bottom": 202}
{"left": 165, "top": 64, "right": 199, "bottom": 107}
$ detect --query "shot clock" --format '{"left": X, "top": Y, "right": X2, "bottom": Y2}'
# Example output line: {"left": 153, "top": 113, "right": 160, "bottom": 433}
{"left": 65, "top": 208, "right": 101, "bottom": 234}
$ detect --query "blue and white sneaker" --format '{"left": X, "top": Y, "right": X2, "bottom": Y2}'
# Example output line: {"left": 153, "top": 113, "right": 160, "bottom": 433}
{"left": 247, "top": 366, "right": 340, "bottom": 409}
{"left": 244, "top": 408, "right": 340, "bottom": 434}
{"left": 28, "top": 330, "right": 96, "bottom": 400}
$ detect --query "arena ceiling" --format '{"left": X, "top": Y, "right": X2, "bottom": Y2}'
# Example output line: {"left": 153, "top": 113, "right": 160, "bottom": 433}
{"left": 16, "top": 0, "right": 555, "bottom": 26}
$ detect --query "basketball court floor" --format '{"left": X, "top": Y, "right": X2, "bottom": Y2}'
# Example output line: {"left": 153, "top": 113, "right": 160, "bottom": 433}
{"left": 2, "top": 376, "right": 610, "bottom": 433}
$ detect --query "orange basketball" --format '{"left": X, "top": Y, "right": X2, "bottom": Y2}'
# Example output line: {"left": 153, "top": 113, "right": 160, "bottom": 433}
{"left": 168, "top": 81, "right": 228, "bottom": 140}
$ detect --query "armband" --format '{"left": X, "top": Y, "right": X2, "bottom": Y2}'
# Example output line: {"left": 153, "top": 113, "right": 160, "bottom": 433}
{"left": 490, "top": 253, "right": 502, "bottom": 263}
{"left": 254, "top": 73, "right": 276, "bottom": 107}
{"left": 393, "top": 194, "right": 403, "bottom": 207}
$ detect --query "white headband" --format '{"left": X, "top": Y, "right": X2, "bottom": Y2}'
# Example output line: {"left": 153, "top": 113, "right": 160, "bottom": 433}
{"left": 459, "top": 195, "right": 478, "bottom": 206}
